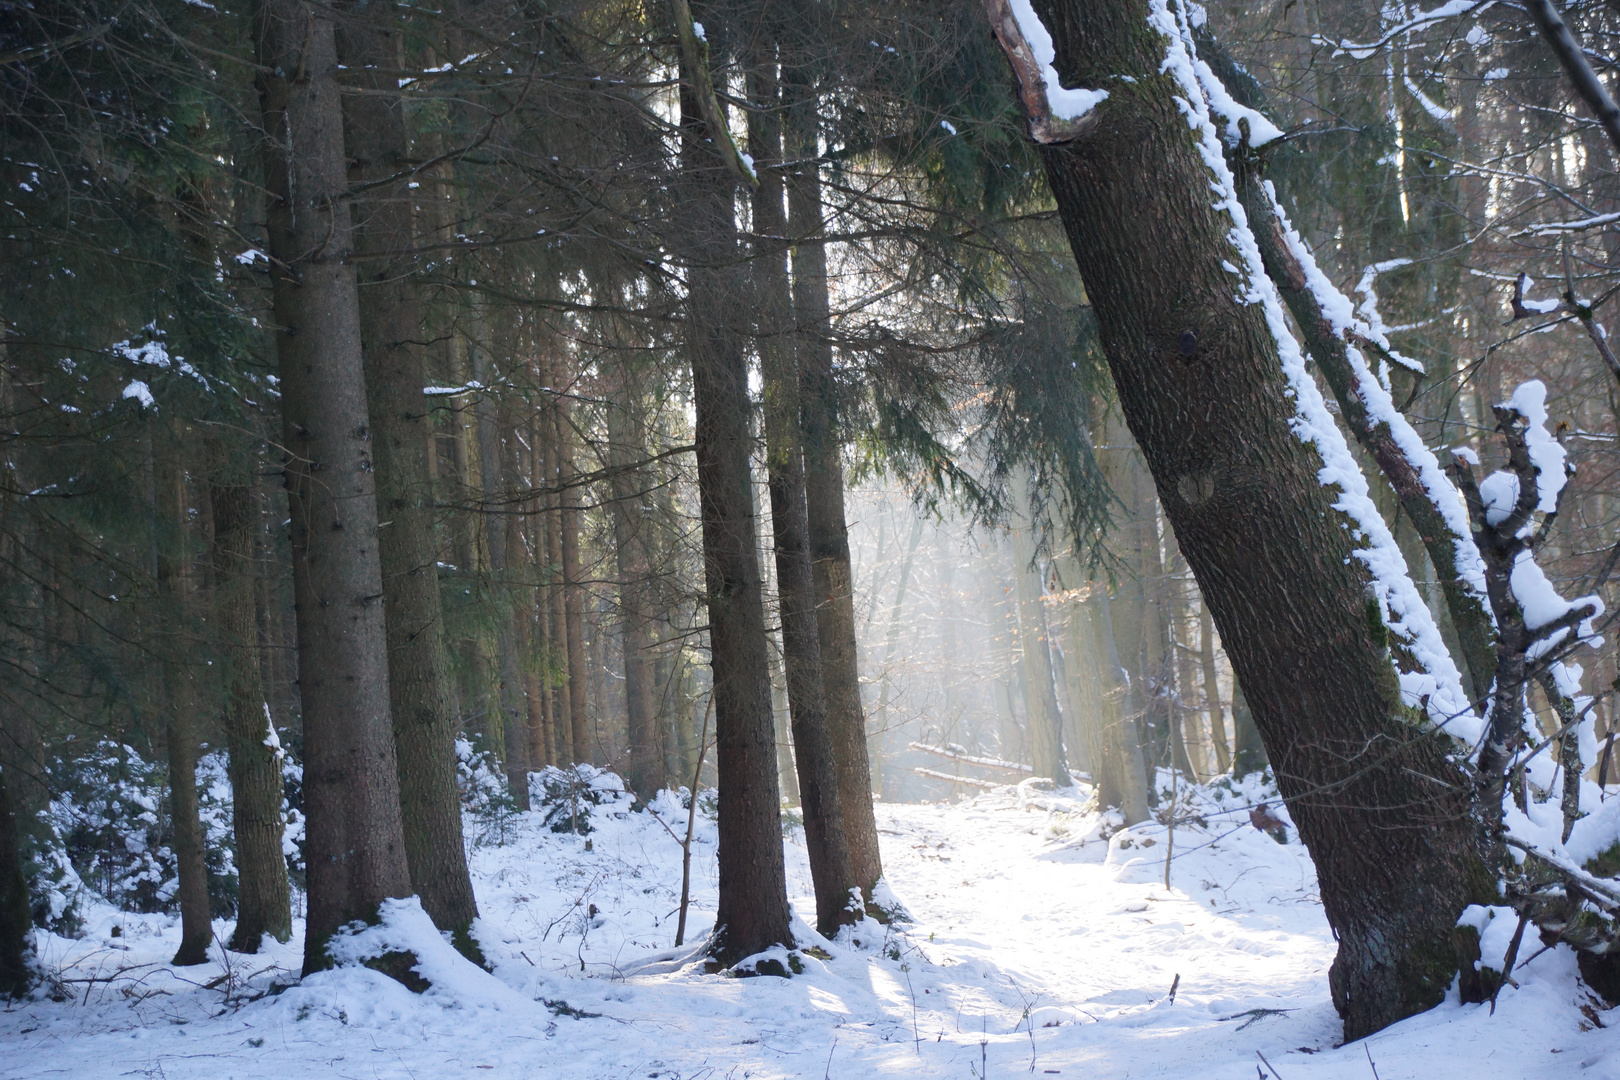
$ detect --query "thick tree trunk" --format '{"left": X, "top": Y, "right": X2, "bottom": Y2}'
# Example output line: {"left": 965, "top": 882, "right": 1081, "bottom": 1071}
{"left": 155, "top": 441, "right": 212, "bottom": 967}
{"left": 750, "top": 66, "right": 858, "bottom": 936}
{"left": 785, "top": 94, "right": 884, "bottom": 902}
{"left": 212, "top": 479, "right": 293, "bottom": 951}
{"left": 1008, "top": 0, "right": 1497, "bottom": 1038}
{"left": 338, "top": 4, "right": 480, "bottom": 939}
{"left": 252, "top": 0, "right": 413, "bottom": 974}
{"left": 676, "top": 52, "right": 792, "bottom": 962}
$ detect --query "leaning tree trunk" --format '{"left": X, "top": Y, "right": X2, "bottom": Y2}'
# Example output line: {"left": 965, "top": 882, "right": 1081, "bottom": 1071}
{"left": 154, "top": 437, "right": 212, "bottom": 967}
{"left": 212, "top": 477, "right": 293, "bottom": 951}
{"left": 252, "top": 0, "right": 413, "bottom": 974}
{"left": 338, "top": 6, "right": 481, "bottom": 940}
{"left": 785, "top": 85, "right": 884, "bottom": 904}
{"left": 674, "top": 24, "right": 792, "bottom": 963}
{"left": 750, "top": 57, "right": 858, "bottom": 938}
{"left": 998, "top": 0, "right": 1496, "bottom": 1039}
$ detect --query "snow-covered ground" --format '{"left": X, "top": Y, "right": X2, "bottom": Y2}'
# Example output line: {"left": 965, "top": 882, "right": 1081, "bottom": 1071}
{"left": 5, "top": 773, "right": 1617, "bottom": 1079}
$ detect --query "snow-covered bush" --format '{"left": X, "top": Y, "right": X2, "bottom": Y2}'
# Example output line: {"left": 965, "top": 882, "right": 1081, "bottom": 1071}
{"left": 45, "top": 740, "right": 234, "bottom": 918}
{"left": 32, "top": 735, "right": 307, "bottom": 930}
{"left": 532, "top": 764, "right": 633, "bottom": 835}
{"left": 456, "top": 737, "right": 522, "bottom": 846}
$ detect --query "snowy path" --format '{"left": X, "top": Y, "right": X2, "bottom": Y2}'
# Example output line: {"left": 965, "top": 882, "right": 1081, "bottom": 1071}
{"left": 3, "top": 782, "right": 1617, "bottom": 1079}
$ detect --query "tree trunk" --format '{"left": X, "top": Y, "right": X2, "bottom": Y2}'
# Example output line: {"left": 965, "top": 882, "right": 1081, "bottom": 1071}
{"left": 212, "top": 478, "right": 292, "bottom": 951}
{"left": 750, "top": 62, "right": 858, "bottom": 936}
{"left": 556, "top": 391, "right": 591, "bottom": 764}
{"left": 1092, "top": 588, "right": 1151, "bottom": 824}
{"left": 1007, "top": 0, "right": 1497, "bottom": 1038}
{"left": 0, "top": 760, "right": 29, "bottom": 998}
{"left": 1199, "top": 605, "right": 1231, "bottom": 774}
{"left": 1011, "top": 514, "right": 1068, "bottom": 784}
{"left": 785, "top": 89, "right": 884, "bottom": 902}
{"left": 339, "top": 4, "right": 480, "bottom": 940}
{"left": 542, "top": 377, "right": 575, "bottom": 766}
{"left": 252, "top": 0, "right": 412, "bottom": 973}
{"left": 606, "top": 368, "right": 661, "bottom": 801}
{"left": 155, "top": 439, "right": 211, "bottom": 967}
{"left": 676, "top": 39, "right": 792, "bottom": 963}
{"left": 1229, "top": 682, "right": 1267, "bottom": 778}
{"left": 472, "top": 335, "right": 529, "bottom": 809}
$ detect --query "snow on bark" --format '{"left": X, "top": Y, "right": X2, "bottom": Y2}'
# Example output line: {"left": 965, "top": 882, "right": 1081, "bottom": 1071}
{"left": 1005, "top": 0, "right": 1107, "bottom": 120}
{"left": 1154, "top": 0, "right": 1473, "bottom": 733}
{"left": 1257, "top": 186, "right": 1489, "bottom": 612}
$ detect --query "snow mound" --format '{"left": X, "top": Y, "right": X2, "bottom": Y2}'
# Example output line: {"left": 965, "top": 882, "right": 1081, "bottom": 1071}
{"left": 321, "top": 896, "right": 527, "bottom": 1011}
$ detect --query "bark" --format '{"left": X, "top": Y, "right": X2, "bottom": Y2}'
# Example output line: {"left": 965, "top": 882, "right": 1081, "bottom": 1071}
{"left": 751, "top": 64, "right": 858, "bottom": 936}
{"left": 556, "top": 394, "right": 591, "bottom": 764}
{"left": 1092, "top": 588, "right": 1151, "bottom": 824}
{"left": 1236, "top": 161, "right": 1497, "bottom": 705}
{"left": 542, "top": 377, "right": 575, "bottom": 766}
{"left": 252, "top": 0, "right": 412, "bottom": 973}
{"left": 212, "top": 479, "right": 292, "bottom": 951}
{"left": 339, "top": 4, "right": 480, "bottom": 938}
{"left": 0, "top": 761, "right": 28, "bottom": 998}
{"left": 676, "top": 48, "right": 792, "bottom": 963}
{"left": 473, "top": 338, "right": 529, "bottom": 809}
{"left": 606, "top": 372, "right": 661, "bottom": 802}
{"left": 785, "top": 87, "right": 884, "bottom": 901}
{"left": 155, "top": 440, "right": 211, "bottom": 967}
{"left": 1007, "top": 0, "right": 1497, "bottom": 1039}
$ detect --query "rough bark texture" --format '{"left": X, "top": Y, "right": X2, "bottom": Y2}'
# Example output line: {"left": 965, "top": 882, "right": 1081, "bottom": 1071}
{"left": 785, "top": 92, "right": 883, "bottom": 901}
{"left": 1234, "top": 157, "right": 1497, "bottom": 704}
{"left": 155, "top": 443, "right": 212, "bottom": 967}
{"left": 677, "top": 60, "right": 792, "bottom": 963}
{"left": 1020, "top": 0, "right": 1497, "bottom": 1040}
{"left": 212, "top": 479, "right": 293, "bottom": 951}
{"left": 339, "top": 6, "right": 481, "bottom": 938}
{"left": 751, "top": 69, "right": 858, "bottom": 936}
{"left": 253, "top": 0, "right": 413, "bottom": 974}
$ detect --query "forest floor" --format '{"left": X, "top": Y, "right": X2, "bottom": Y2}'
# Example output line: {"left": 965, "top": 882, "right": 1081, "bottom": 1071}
{"left": 3, "top": 771, "right": 1616, "bottom": 1080}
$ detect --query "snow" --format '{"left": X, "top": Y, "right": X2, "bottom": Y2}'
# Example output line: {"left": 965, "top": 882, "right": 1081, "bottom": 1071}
{"left": 1006, "top": 0, "right": 1109, "bottom": 121}
{"left": 1456, "top": 904, "right": 1519, "bottom": 972}
{"left": 7, "top": 772, "right": 1616, "bottom": 1079}
{"left": 1155, "top": 0, "right": 1475, "bottom": 736}
{"left": 1507, "top": 380, "right": 1568, "bottom": 517}
{"left": 120, "top": 381, "right": 153, "bottom": 408}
